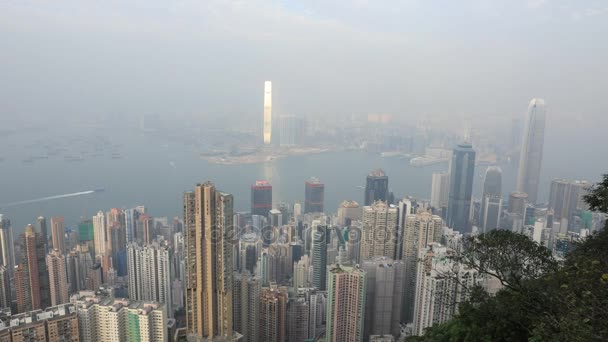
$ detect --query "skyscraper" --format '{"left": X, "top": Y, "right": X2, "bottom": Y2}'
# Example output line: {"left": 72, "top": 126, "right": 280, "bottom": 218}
{"left": 447, "top": 143, "right": 476, "bottom": 233}
{"left": 251, "top": 180, "right": 272, "bottom": 217}
{"left": 430, "top": 172, "right": 450, "bottom": 210}
{"left": 0, "top": 215, "right": 15, "bottom": 276}
{"left": 263, "top": 81, "right": 272, "bottom": 144}
{"left": 259, "top": 286, "right": 287, "bottom": 342}
{"left": 480, "top": 167, "right": 503, "bottom": 233}
{"left": 549, "top": 179, "right": 591, "bottom": 232}
{"left": 36, "top": 216, "right": 48, "bottom": 254}
{"left": 51, "top": 216, "right": 65, "bottom": 254}
{"left": 15, "top": 225, "right": 50, "bottom": 313}
{"left": 0, "top": 266, "right": 11, "bottom": 309}
{"left": 46, "top": 249, "right": 69, "bottom": 306}
{"left": 361, "top": 201, "right": 398, "bottom": 261}
{"left": 326, "top": 264, "right": 367, "bottom": 342}
{"left": 184, "top": 182, "right": 236, "bottom": 339}
{"left": 365, "top": 169, "right": 389, "bottom": 206}
{"left": 287, "top": 294, "right": 310, "bottom": 342}
{"left": 233, "top": 272, "right": 261, "bottom": 342}
{"left": 312, "top": 228, "right": 327, "bottom": 291}
{"left": 304, "top": 177, "right": 325, "bottom": 213}
{"left": 127, "top": 241, "right": 173, "bottom": 316}
{"left": 362, "top": 257, "right": 405, "bottom": 339}
{"left": 401, "top": 211, "right": 443, "bottom": 323}
{"left": 92, "top": 211, "right": 105, "bottom": 258}
{"left": 516, "top": 98, "right": 546, "bottom": 204}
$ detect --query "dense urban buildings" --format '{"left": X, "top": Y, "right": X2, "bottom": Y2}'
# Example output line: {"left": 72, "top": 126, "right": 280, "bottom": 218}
{"left": 15, "top": 224, "right": 51, "bottom": 313}
{"left": 446, "top": 142, "right": 476, "bottom": 233}
{"left": 516, "top": 98, "right": 547, "bottom": 204}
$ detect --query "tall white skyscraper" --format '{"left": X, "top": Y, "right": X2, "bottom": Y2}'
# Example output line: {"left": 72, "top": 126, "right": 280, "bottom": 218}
{"left": 430, "top": 172, "right": 450, "bottom": 209}
{"left": 517, "top": 98, "right": 546, "bottom": 204}
{"left": 263, "top": 81, "right": 272, "bottom": 144}
{"left": 92, "top": 211, "right": 106, "bottom": 258}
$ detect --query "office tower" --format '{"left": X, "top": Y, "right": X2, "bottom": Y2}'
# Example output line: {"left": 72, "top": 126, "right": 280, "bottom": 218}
{"left": 3, "top": 304, "right": 79, "bottom": 341}
{"left": 293, "top": 202, "right": 302, "bottom": 223}
{"left": 362, "top": 257, "right": 405, "bottom": 339}
{"left": 36, "top": 216, "right": 49, "bottom": 254}
{"left": 305, "top": 177, "right": 325, "bottom": 213}
{"left": 516, "top": 98, "right": 546, "bottom": 204}
{"left": 337, "top": 200, "right": 361, "bottom": 226}
{"left": 401, "top": 211, "right": 443, "bottom": 323}
{"left": 50, "top": 216, "right": 66, "bottom": 254}
{"left": 263, "top": 81, "right": 272, "bottom": 144}
{"left": 446, "top": 143, "right": 476, "bottom": 233}
{"left": 430, "top": 172, "right": 450, "bottom": 210}
{"left": 412, "top": 243, "right": 478, "bottom": 336}
{"left": 480, "top": 167, "right": 503, "bottom": 233}
{"left": 72, "top": 292, "right": 167, "bottom": 342}
{"left": 47, "top": 249, "right": 69, "bottom": 306}
{"left": 326, "top": 264, "right": 367, "bottom": 342}
{"left": 507, "top": 191, "right": 528, "bottom": 235}
{"left": 184, "top": 182, "right": 236, "bottom": 339}
{"left": 0, "top": 215, "right": 15, "bottom": 275}
{"left": 293, "top": 255, "right": 311, "bottom": 288}
{"left": 259, "top": 286, "right": 287, "bottom": 342}
{"left": 127, "top": 241, "right": 173, "bottom": 316}
{"left": 365, "top": 169, "right": 389, "bottom": 206}
{"left": 268, "top": 209, "right": 283, "bottom": 228}
{"left": 361, "top": 201, "right": 398, "bottom": 261}
{"left": 233, "top": 272, "right": 261, "bottom": 342}
{"left": 305, "top": 288, "right": 326, "bottom": 339}
{"left": 312, "top": 229, "right": 327, "bottom": 291}
{"left": 15, "top": 225, "right": 50, "bottom": 313}
{"left": 549, "top": 179, "right": 591, "bottom": 232}
{"left": 251, "top": 180, "right": 272, "bottom": 217}
{"left": 77, "top": 220, "right": 94, "bottom": 245}
{"left": 92, "top": 211, "right": 105, "bottom": 258}
{"left": 136, "top": 214, "right": 153, "bottom": 246}
{"left": 239, "top": 233, "right": 261, "bottom": 274}
{"left": 287, "top": 295, "right": 310, "bottom": 342}
{"left": 0, "top": 266, "right": 10, "bottom": 309}
{"left": 124, "top": 208, "right": 138, "bottom": 244}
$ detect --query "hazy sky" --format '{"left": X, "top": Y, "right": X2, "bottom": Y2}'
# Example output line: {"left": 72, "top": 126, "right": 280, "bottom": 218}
{"left": 1, "top": 0, "right": 607, "bottom": 127}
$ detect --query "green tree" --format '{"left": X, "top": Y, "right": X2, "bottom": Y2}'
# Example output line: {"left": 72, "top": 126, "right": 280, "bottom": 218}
{"left": 412, "top": 173, "right": 608, "bottom": 341}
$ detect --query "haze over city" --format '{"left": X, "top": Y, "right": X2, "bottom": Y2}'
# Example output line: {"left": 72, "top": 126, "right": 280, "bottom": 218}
{"left": 0, "top": 1, "right": 607, "bottom": 342}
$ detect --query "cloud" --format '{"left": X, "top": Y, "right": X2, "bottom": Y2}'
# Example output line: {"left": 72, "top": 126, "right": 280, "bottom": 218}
{"left": 527, "top": 0, "right": 548, "bottom": 9}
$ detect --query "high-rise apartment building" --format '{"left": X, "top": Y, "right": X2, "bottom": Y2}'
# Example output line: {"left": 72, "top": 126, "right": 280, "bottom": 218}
{"left": 365, "top": 169, "right": 389, "bottom": 206}
{"left": 480, "top": 167, "right": 503, "bottom": 233}
{"left": 47, "top": 249, "right": 69, "bottom": 306}
{"left": 361, "top": 201, "right": 398, "bottom": 261}
{"left": 50, "top": 216, "right": 66, "bottom": 254}
{"left": 287, "top": 295, "right": 310, "bottom": 342}
{"left": 184, "top": 182, "right": 237, "bottom": 340}
{"left": 92, "top": 211, "right": 105, "bottom": 258}
{"left": 337, "top": 200, "right": 361, "bottom": 227}
{"left": 251, "top": 180, "right": 273, "bottom": 217}
{"left": 362, "top": 257, "right": 405, "bottom": 339}
{"left": 127, "top": 241, "right": 173, "bottom": 316}
{"left": 447, "top": 143, "right": 476, "bottom": 233}
{"left": 312, "top": 229, "right": 327, "bottom": 291}
{"left": 259, "top": 286, "right": 287, "bottom": 342}
{"left": 1, "top": 304, "right": 79, "bottom": 342}
{"left": 305, "top": 178, "right": 325, "bottom": 213}
{"left": 412, "top": 243, "right": 479, "bottom": 336}
{"left": 233, "top": 272, "right": 261, "bottom": 342}
{"left": 0, "top": 266, "right": 11, "bottom": 309}
{"left": 401, "top": 211, "right": 443, "bottom": 323}
{"left": 36, "top": 216, "right": 49, "bottom": 254}
{"left": 72, "top": 291, "right": 167, "bottom": 342}
{"left": 263, "top": 81, "right": 272, "bottom": 144}
{"left": 15, "top": 224, "right": 50, "bottom": 313}
{"left": 516, "top": 98, "right": 546, "bottom": 204}
{"left": 326, "top": 264, "right": 367, "bottom": 342}
{"left": 430, "top": 172, "right": 450, "bottom": 210}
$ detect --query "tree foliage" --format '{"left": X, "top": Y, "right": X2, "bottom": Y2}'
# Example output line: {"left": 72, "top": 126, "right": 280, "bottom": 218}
{"left": 412, "top": 174, "right": 608, "bottom": 341}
